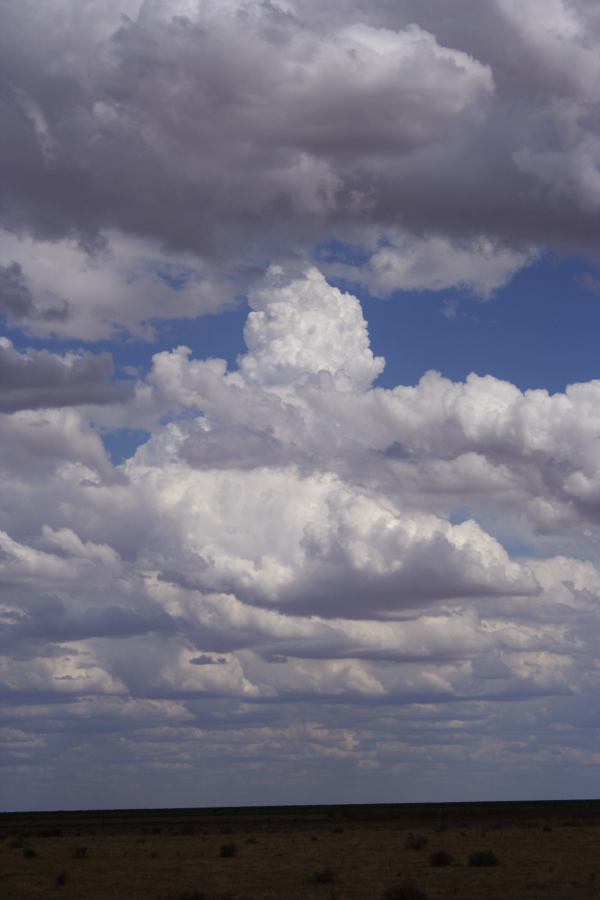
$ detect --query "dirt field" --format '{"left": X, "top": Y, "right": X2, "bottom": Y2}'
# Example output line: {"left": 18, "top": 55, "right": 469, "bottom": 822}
{"left": 1, "top": 800, "right": 599, "bottom": 899}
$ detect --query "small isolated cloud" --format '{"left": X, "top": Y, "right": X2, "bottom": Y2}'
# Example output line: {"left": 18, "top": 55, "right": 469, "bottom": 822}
{"left": 441, "top": 298, "right": 459, "bottom": 319}
{"left": 579, "top": 271, "right": 600, "bottom": 295}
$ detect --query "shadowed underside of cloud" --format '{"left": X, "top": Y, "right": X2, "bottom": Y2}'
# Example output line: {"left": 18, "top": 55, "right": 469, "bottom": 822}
{"left": 0, "top": 339, "right": 132, "bottom": 411}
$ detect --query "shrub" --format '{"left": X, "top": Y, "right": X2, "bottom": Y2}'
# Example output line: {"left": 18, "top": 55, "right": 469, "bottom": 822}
{"left": 468, "top": 849, "right": 498, "bottom": 867}
{"left": 219, "top": 842, "right": 237, "bottom": 858}
{"left": 312, "top": 868, "right": 335, "bottom": 885}
{"left": 74, "top": 846, "right": 88, "bottom": 859}
{"left": 23, "top": 847, "right": 38, "bottom": 859}
{"left": 405, "top": 833, "right": 428, "bottom": 850}
{"left": 429, "top": 850, "right": 454, "bottom": 867}
{"left": 382, "top": 883, "right": 428, "bottom": 900}
{"left": 56, "top": 871, "right": 67, "bottom": 887}
{"left": 160, "top": 893, "right": 207, "bottom": 900}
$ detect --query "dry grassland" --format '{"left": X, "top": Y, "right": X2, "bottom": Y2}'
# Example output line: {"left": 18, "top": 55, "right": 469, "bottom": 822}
{"left": 1, "top": 800, "right": 599, "bottom": 899}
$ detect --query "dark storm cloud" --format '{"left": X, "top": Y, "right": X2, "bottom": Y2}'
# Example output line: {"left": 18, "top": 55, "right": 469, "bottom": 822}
{"left": 0, "top": 341, "right": 132, "bottom": 411}
{"left": 2, "top": 0, "right": 600, "bottom": 282}
{"left": 0, "top": 261, "right": 69, "bottom": 326}
{"left": 0, "top": 262, "right": 34, "bottom": 320}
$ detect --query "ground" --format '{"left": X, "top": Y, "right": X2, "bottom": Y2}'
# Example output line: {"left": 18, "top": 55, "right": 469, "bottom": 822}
{"left": 1, "top": 800, "right": 599, "bottom": 899}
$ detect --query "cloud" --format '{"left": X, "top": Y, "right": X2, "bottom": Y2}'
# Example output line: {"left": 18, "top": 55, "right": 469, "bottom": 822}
{"left": 6, "top": 1, "right": 600, "bottom": 807}
{"left": 326, "top": 233, "right": 536, "bottom": 297}
{"left": 0, "top": 262, "right": 35, "bottom": 321}
{"left": 0, "top": 1, "right": 492, "bottom": 262}
{"left": 241, "top": 266, "right": 385, "bottom": 390}
{"left": 2, "top": 271, "right": 600, "bottom": 724}
{"left": 0, "top": 230, "right": 236, "bottom": 339}
{"left": 0, "top": 338, "right": 132, "bottom": 411}
{"left": 5, "top": 0, "right": 600, "bottom": 327}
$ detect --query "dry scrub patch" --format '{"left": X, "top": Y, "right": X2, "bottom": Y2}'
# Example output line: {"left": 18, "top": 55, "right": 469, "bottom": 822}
{"left": 1, "top": 800, "right": 599, "bottom": 899}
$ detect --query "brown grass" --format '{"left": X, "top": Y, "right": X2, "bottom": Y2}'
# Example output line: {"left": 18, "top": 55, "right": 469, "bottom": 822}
{"left": 1, "top": 799, "right": 599, "bottom": 899}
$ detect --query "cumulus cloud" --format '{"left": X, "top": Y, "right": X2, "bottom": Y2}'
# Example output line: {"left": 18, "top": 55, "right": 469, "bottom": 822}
{"left": 0, "top": 1, "right": 491, "bottom": 259}
{"left": 241, "top": 267, "right": 384, "bottom": 390}
{"left": 4, "top": 0, "right": 600, "bottom": 334}
{"left": 3, "top": 268, "right": 600, "bottom": 808}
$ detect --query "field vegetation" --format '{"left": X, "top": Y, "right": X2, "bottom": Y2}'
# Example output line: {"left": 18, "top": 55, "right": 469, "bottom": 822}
{"left": 1, "top": 799, "right": 599, "bottom": 898}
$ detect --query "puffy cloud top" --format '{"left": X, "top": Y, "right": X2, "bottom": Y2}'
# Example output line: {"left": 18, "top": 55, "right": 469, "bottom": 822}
{"left": 241, "top": 266, "right": 385, "bottom": 390}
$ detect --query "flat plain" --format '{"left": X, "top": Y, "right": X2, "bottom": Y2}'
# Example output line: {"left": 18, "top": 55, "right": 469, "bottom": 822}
{"left": 1, "top": 799, "right": 599, "bottom": 899}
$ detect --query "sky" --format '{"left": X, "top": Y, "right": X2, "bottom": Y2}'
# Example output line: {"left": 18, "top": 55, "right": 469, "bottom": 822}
{"left": 3, "top": 0, "right": 600, "bottom": 812}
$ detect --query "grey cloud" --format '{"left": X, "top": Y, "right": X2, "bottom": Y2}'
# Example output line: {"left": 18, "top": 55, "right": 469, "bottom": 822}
{"left": 189, "top": 655, "right": 227, "bottom": 666}
{"left": 0, "top": 262, "right": 34, "bottom": 319}
{"left": 0, "top": 260, "right": 70, "bottom": 325}
{"left": 1, "top": 0, "right": 600, "bottom": 323}
{"left": 0, "top": 341, "right": 133, "bottom": 411}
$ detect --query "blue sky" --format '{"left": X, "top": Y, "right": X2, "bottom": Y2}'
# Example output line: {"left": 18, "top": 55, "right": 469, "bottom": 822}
{"left": 4, "top": 0, "right": 600, "bottom": 813}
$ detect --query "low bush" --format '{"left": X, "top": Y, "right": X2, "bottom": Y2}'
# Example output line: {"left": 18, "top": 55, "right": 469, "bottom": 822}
{"left": 219, "top": 842, "right": 237, "bottom": 858}
{"left": 382, "top": 883, "right": 428, "bottom": 900}
{"left": 468, "top": 849, "right": 498, "bottom": 867}
{"left": 405, "top": 833, "right": 428, "bottom": 850}
{"left": 160, "top": 893, "right": 207, "bottom": 900}
{"left": 429, "top": 850, "right": 454, "bottom": 867}
{"left": 23, "top": 847, "right": 38, "bottom": 859}
{"left": 74, "top": 846, "right": 88, "bottom": 859}
{"left": 56, "top": 871, "right": 67, "bottom": 887}
{"left": 312, "top": 868, "right": 335, "bottom": 885}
